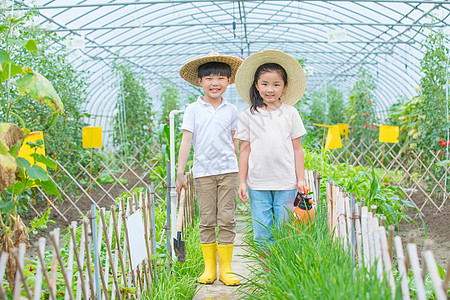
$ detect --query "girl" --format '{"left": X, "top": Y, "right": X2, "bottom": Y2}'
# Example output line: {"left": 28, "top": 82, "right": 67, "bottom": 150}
{"left": 234, "top": 50, "right": 307, "bottom": 245}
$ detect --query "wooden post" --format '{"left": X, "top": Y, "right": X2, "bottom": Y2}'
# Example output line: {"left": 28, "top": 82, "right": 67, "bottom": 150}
{"left": 378, "top": 227, "right": 395, "bottom": 296}
{"left": 388, "top": 225, "right": 395, "bottom": 264}
{"left": 36, "top": 238, "right": 57, "bottom": 300}
{"left": 12, "top": 244, "right": 33, "bottom": 299}
{"left": 121, "top": 199, "right": 139, "bottom": 297}
{"left": 394, "top": 236, "right": 410, "bottom": 300}
{"left": 83, "top": 218, "right": 97, "bottom": 300}
{"left": 0, "top": 253, "right": 8, "bottom": 300}
{"left": 422, "top": 240, "right": 447, "bottom": 300}
{"left": 407, "top": 243, "right": 426, "bottom": 300}
{"left": 361, "top": 206, "right": 370, "bottom": 270}
{"left": 99, "top": 209, "right": 122, "bottom": 300}
{"left": 111, "top": 206, "right": 129, "bottom": 298}
{"left": 444, "top": 254, "right": 450, "bottom": 294}
{"left": 33, "top": 239, "right": 45, "bottom": 300}
{"left": 49, "top": 231, "right": 75, "bottom": 300}
{"left": 64, "top": 222, "right": 76, "bottom": 300}
{"left": 69, "top": 224, "right": 88, "bottom": 300}
{"left": 404, "top": 231, "right": 417, "bottom": 271}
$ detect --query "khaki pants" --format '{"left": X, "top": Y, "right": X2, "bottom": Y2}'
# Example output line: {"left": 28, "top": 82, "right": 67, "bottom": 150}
{"left": 194, "top": 172, "right": 238, "bottom": 245}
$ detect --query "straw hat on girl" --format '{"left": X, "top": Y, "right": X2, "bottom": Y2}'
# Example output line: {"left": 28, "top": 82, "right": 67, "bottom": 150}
{"left": 179, "top": 50, "right": 243, "bottom": 86}
{"left": 235, "top": 50, "right": 306, "bottom": 106}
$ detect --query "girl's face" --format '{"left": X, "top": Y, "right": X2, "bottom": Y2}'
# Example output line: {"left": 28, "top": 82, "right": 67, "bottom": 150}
{"left": 255, "top": 71, "right": 287, "bottom": 105}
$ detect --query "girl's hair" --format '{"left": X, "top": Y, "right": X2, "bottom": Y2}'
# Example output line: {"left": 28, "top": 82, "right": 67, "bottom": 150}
{"left": 249, "top": 63, "right": 288, "bottom": 113}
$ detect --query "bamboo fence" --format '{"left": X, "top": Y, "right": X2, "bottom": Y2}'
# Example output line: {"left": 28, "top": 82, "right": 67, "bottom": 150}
{"left": 0, "top": 183, "right": 196, "bottom": 299}
{"left": 327, "top": 181, "right": 450, "bottom": 299}
{"left": 327, "top": 138, "right": 450, "bottom": 215}
{"left": 30, "top": 142, "right": 169, "bottom": 223}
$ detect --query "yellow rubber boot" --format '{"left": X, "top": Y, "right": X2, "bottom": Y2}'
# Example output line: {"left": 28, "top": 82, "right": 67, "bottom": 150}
{"left": 197, "top": 243, "right": 217, "bottom": 284}
{"left": 217, "top": 244, "right": 240, "bottom": 286}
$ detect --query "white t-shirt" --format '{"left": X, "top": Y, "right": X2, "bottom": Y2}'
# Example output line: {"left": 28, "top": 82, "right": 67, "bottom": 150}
{"left": 234, "top": 103, "right": 307, "bottom": 190}
{"left": 181, "top": 96, "right": 238, "bottom": 178}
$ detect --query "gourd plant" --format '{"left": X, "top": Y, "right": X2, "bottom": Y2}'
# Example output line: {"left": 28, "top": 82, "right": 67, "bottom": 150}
{"left": 0, "top": 10, "right": 63, "bottom": 222}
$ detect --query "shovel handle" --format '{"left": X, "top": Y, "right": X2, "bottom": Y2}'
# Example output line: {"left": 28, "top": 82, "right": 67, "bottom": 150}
{"left": 176, "top": 189, "right": 186, "bottom": 232}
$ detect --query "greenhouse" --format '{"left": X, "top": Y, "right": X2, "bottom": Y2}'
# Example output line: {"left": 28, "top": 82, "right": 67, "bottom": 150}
{"left": 0, "top": 0, "right": 449, "bottom": 299}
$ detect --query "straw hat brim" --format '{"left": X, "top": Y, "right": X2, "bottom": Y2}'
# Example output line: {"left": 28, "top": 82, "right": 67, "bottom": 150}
{"left": 180, "top": 55, "right": 243, "bottom": 87}
{"left": 235, "top": 50, "right": 306, "bottom": 106}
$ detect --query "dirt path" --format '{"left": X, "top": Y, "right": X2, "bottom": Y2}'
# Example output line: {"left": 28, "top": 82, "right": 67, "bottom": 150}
{"left": 193, "top": 215, "right": 252, "bottom": 300}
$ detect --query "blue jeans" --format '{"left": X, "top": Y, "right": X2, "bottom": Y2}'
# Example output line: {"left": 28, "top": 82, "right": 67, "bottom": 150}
{"left": 248, "top": 189, "right": 296, "bottom": 245}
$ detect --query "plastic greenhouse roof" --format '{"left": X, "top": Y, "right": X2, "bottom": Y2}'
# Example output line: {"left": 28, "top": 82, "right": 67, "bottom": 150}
{"left": 9, "top": 0, "right": 450, "bottom": 145}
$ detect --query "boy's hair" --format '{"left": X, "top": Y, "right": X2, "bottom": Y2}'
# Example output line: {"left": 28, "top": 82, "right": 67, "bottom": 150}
{"left": 198, "top": 62, "right": 231, "bottom": 79}
{"left": 250, "top": 63, "right": 288, "bottom": 113}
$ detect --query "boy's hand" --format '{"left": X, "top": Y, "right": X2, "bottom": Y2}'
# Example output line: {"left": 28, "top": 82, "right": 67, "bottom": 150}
{"left": 238, "top": 184, "right": 248, "bottom": 203}
{"left": 176, "top": 173, "right": 188, "bottom": 194}
{"left": 297, "top": 181, "right": 306, "bottom": 194}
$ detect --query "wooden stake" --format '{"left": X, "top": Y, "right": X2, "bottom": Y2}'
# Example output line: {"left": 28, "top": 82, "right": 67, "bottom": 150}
{"left": 36, "top": 238, "right": 56, "bottom": 300}
{"left": 394, "top": 236, "right": 410, "bottom": 300}
{"left": 99, "top": 209, "right": 122, "bottom": 300}
{"left": 444, "top": 252, "right": 450, "bottom": 294}
{"left": 404, "top": 231, "right": 417, "bottom": 271}
{"left": 422, "top": 240, "right": 447, "bottom": 300}
{"left": 407, "top": 243, "right": 426, "bottom": 300}
{"left": 0, "top": 253, "right": 8, "bottom": 300}
{"left": 83, "top": 218, "right": 97, "bottom": 300}
{"left": 388, "top": 225, "right": 395, "bottom": 264}
{"left": 12, "top": 244, "right": 33, "bottom": 299}
{"left": 69, "top": 224, "right": 88, "bottom": 300}
{"left": 49, "top": 231, "right": 75, "bottom": 300}
{"left": 111, "top": 206, "right": 129, "bottom": 298}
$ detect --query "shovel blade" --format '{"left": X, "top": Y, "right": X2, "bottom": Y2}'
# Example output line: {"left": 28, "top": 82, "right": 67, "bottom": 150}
{"left": 173, "top": 236, "right": 186, "bottom": 263}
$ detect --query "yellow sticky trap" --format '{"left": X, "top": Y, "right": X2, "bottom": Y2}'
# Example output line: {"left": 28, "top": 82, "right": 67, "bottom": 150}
{"left": 338, "top": 123, "right": 349, "bottom": 140}
{"left": 82, "top": 127, "right": 102, "bottom": 148}
{"left": 18, "top": 131, "right": 46, "bottom": 171}
{"left": 379, "top": 125, "right": 399, "bottom": 143}
{"left": 18, "top": 131, "right": 46, "bottom": 187}
{"left": 325, "top": 125, "right": 342, "bottom": 150}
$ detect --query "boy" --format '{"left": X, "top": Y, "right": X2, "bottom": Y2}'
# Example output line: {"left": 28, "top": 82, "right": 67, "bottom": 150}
{"left": 177, "top": 50, "right": 242, "bottom": 286}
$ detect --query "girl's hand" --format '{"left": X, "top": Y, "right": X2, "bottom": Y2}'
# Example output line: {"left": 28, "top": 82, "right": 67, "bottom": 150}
{"left": 297, "top": 181, "right": 306, "bottom": 194}
{"left": 238, "top": 184, "right": 248, "bottom": 203}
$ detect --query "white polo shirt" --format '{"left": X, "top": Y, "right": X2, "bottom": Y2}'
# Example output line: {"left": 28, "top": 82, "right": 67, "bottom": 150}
{"left": 181, "top": 96, "right": 238, "bottom": 178}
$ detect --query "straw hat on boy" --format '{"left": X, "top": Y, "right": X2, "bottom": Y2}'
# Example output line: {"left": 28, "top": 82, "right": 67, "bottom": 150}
{"left": 179, "top": 50, "right": 243, "bottom": 87}
{"left": 235, "top": 50, "right": 306, "bottom": 106}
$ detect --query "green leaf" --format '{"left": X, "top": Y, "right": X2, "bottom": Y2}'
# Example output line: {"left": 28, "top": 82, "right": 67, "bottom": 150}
{"left": 6, "top": 180, "right": 26, "bottom": 195}
{"left": 24, "top": 39, "right": 37, "bottom": 52}
{"left": 401, "top": 200, "right": 415, "bottom": 208}
{"left": 1, "top": 62, "right": 23, "bottom": 82}
{"left": 437, "top": 264, "right": 445, "bottom": 279}
{"left": 0, "top": 50, "right": 11, "bottom": 71}
{"left": 0, "top": 25, "right": 8, "bottom": 34}
{"left": 40, "top": 180, "right": 61, "bottom": 199}
{"left": 0, "top": 201, "right": 15, "bottom": 212}
{"left": 30, "top": 153, "right": 57, "bottom": 170}
{"left": 16, "top": 72, "right": 64, "bottom": 116}
{"left": 26, "top": 165, "right": 48, "bottom": 181}
{"left": 436, "top": 160, "right": 450, "bottom": 167}
{"left": 16, "top": 157, "right": 31, "bottom": 169}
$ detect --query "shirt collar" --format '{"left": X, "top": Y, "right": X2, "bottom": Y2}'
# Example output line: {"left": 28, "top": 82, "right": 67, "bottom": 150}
{"left": 197, "top": 96, "right": 228, "bottom": 107}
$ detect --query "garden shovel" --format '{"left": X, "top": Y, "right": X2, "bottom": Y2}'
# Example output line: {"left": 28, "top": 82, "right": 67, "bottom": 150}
{"left": 174, "top": 189, "right": 186, "bottom": 263}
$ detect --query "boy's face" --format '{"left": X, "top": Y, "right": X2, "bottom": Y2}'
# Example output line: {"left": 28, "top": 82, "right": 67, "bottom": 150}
{"left": 198, "top": 74, "right": 231, "bottom": 101}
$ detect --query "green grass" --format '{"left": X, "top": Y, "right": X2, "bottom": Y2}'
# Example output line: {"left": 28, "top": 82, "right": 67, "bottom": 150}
{"left": 142, "top": 217, "right": 203, "bottom": 300}
{"left": 239, "top": 205, "right": 393, "bottom": 300}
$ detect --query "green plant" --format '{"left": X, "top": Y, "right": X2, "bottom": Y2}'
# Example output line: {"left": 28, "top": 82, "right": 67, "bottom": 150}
{"left": 28, "top": 207, "right": 55, "bottom": 234}
{"left": 240, "top": 206, "right": 392, "bottom": 299}
{"left": 159, "top": 79, "right": 180, "bottom": 124}
{"left": 113, "top": 63, "right": 154, "bottom": 149}
{"left": 346, "top": 69, "right": 378, "bottom": 140}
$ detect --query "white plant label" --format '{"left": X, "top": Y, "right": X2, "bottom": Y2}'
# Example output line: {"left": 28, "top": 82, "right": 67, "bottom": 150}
{"left": 126, "top": 209, "right": 146, "bottom": 270}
